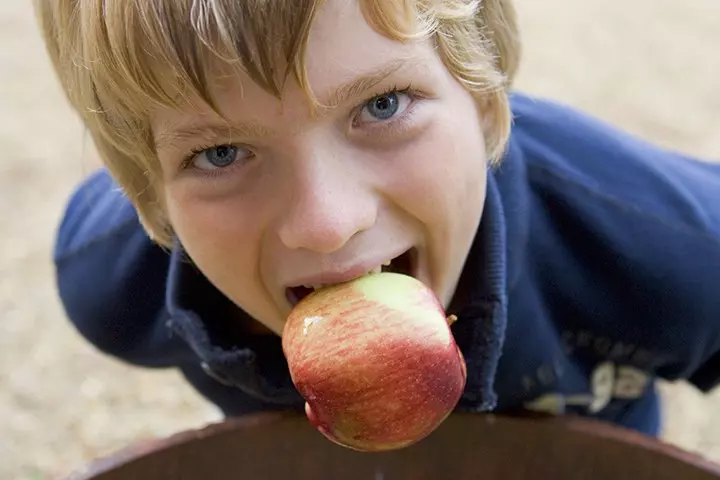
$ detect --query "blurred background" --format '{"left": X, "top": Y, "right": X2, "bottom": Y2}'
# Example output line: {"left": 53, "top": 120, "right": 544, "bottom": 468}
{"left": 1, "top": 1, "right": 719, "bottom": 478}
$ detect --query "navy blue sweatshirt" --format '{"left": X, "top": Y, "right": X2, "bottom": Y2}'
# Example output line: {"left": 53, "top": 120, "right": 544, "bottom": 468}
{"left": 53, "top": 93, "right": 720, "bottom": 436}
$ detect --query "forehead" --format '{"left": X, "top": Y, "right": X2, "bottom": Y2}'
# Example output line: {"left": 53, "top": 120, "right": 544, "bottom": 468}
{"left": 153, "top": 0, "right": 436, "bottom": 134}
{"left": 305, "top": 0, "right": 412, "bottom": 83}
{"left": 304, "top": 0, "right": 432, "bottom": 106}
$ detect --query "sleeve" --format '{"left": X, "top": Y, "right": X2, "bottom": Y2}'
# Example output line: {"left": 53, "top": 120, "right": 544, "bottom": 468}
{"left": 593, "top": 145, "right": 720, "bottom": 394}
{"left": 512, "top": 93, "right": 720, "bottom": 394}
{"left": 53, "top": 169, "right": 300, "bottom": 416}
{"left": 53, "top": 168, "right": 191, "bottom": 368}
{"left": 689, "top": 353, "right": 720, "bottom": 392}
{"left": 641, "top": 154, "right": 720, "bottom": 393}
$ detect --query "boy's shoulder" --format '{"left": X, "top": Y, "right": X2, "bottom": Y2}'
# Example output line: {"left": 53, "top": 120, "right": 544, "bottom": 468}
{"left": 498, "top": 93, "right": 720, "bottom": 397}
{"left": 53, "top": 167, "right": 141, "bottom": 262}
{"left": 507, "top": 91, "right": 720, "bottom": 239}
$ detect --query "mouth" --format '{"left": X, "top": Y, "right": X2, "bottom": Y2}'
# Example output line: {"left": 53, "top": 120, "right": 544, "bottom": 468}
{"left": 285, "top": 248, "right": 418, "bottom": 307}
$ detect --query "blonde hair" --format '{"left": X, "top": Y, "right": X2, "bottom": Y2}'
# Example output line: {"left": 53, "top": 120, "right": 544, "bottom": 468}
{"left": 34, "top": 0, "right": 520, "bottom": 247}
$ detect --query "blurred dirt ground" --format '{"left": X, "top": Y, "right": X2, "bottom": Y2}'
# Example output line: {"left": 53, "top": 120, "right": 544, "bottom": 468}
{"left": 1, "top": 1, "right": 719, "bottom": 479}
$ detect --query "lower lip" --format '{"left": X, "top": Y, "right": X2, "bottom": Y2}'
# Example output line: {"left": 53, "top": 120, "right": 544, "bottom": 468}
{"left": 285, "top": 248, "right": 419, "bottom": 308}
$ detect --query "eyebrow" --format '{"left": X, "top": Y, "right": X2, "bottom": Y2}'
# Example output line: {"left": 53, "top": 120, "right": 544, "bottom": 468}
{"left": 155, "top": 121, "right": 270, "bottom": 151}
{"left": 317, "top": 57, "right": 416, "bottom": 108}
{"left": 154, "top": 58, "right": 418, "bottom": 150}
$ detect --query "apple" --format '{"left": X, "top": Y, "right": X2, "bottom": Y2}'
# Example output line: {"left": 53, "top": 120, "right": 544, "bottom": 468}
{"left": 281, "top": 272, "right": 467, "bottom": 452}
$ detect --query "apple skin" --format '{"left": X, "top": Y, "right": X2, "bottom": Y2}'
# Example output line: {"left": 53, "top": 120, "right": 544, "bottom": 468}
{"left": 281, "top": 272, "right": 467, "bottom": 452}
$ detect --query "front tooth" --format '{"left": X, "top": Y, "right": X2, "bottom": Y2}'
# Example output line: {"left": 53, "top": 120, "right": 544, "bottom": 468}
{"left": 370, "top": 266, "right": 382, "bottom": 274}
{"left": 382, "top": 260, "right": 391, "bottom": 266}
{"left": 311, "top": 284, "right": 323, "bottom": 290}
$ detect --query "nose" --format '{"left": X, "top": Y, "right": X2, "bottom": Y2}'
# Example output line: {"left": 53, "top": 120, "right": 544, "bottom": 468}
{"left": 277, "top": 156, "right": 377, "bottom": 253}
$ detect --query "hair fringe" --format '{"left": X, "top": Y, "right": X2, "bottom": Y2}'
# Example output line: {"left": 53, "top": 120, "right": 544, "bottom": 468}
{"left": 34, "top": 0, "right": 520, "bottom": 246}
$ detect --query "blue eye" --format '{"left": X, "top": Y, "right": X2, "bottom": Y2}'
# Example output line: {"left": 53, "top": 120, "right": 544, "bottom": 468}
{"left": 206, "top": 145, "right": 237, "bottom": 167}
{"left": 366, "top": 93, "right": 399, "bottom": 120}
{"left": 191, "top": 144, "right": 250, "bottom": 171}
{"left": 357, "top": 91, "right": 411, "bottom": 124}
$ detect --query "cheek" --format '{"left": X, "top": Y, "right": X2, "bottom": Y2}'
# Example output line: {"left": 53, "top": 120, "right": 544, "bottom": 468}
{"left": 384, "top": 117, "right": 487, "bottom": 221}
{"left": 164, "top": 188, "right": 265, "bottom": 295}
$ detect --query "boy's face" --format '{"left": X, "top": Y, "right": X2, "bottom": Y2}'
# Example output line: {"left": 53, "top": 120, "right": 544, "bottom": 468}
{"left": 153, "top": 0, "right": 489, "bottom": 335}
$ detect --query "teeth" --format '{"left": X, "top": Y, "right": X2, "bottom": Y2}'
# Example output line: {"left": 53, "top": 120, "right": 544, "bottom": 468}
{"left": 382, "top": 260, "right": 391, "bottom": 266}
{"left": 310, "top": 284, "right": 323, "bottom": 290}
{"left": 369, "top": 265, "right": 382, "bottom": 274}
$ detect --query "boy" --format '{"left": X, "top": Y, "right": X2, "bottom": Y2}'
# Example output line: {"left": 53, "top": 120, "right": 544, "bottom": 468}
{"left": 38, "top": 0, "right": 720, "bottom": 439}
